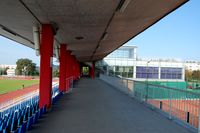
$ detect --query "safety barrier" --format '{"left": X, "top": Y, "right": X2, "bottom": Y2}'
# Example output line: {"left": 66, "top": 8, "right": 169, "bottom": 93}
{"left": 0, "top": 76, "right": 75, "bottom": 133}
{"left": 100, "top": 74, "right": 200, "bottom": 133}
{"left": 65, "top": 76, "right": 74, "bottom": 93}
{"left": 0, "top": 77, "right": 74, "bottom": 116}
{"left": 0, "top": 91, "right": 39, "bottom": 118}
{"left": 0, "top": 81, "right": 62, "bottom": 133}
{"left": 0, "top": 82, "right": 53, "bottom": 114}
{"left": 0, "top": 101, "right": 46, "bottom": 133}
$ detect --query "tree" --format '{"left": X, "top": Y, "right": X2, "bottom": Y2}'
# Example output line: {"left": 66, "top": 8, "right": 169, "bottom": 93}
{"left": 185, "top": 70, "right": 193, "bottom": 81}
{"left": 0, "top": 68, "right": 4, "bottom": 75}
{"left": 53, "top": 69, "right": 59, "bottom": 77}
{"left": 4, "top": 67, "right": 9, "bottom": 75}
{"left": 192, "top": 70, "right": 200, "bottom": 81}
{"left": 16, "top": 58, "right": 37, "bottom": 76}
{"left": 0, "top": 67, "right": 9, "bottom": 75}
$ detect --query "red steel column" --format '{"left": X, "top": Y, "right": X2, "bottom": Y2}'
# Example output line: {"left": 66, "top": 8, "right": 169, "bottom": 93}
{"left": 74, "top": 58, "right": 76, "bottom": 79}
{"left": 78, "top": 62, "right": 80, "bottom": 78}
{"left": 59, "top": 44, "right": 67, "bottom": 92}
{"left": 68, "top": 54, "right": 72, "bottom": 78}
{"left": 72, "top": 56, "right": 76, "bottom": 80}
{"left": 75, "top": 60, "right": 78, "bottom": 79}
{"left": 91, "top": 61, "right": 95, "bottom": 79}
{"left": 39, "top": 24, "right": 54, "bottom": 109}
{"left": 66, "top": 51, "right": 71, "bottom": 92}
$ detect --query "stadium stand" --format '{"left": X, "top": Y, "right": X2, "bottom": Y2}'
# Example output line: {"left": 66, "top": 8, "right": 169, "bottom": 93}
{"left": 0, "top": 84, "right": 62, "bottom": 133}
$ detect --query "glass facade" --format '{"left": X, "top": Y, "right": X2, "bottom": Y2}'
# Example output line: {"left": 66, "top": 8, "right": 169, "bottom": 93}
{"left": 95, "top": 46, "right": 136, "bottom": 78}
{"left": 96, "top": 46, "right": 184, "bottom": 81}
{"left": 106, "top": 48, "right": 134, "bottom": 59}
{"left": 161, "top": 67, "right": 182, "bottom": 79}
{"left": 105, "top": 65, "right": 133, "bottom": 78}
{"left": 136, "top": 66, "right": 159, "bottom": 79}
{"left": 114, "top": 66, "right": 133, "bottom": 78}
{"left": 96, "top": 60, "right": 134, "bottom": 78}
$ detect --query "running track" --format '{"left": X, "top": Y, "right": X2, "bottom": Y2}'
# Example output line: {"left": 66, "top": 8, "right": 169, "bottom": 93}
{"left": 0, "top": 84, "right": 39, "bottom": 104}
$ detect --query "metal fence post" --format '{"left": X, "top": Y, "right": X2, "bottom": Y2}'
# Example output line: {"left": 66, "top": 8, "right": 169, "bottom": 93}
{"left": 70, "top": 77, "right": 74, "bottom": 92}
{"left": 140, "top": 85, "right": 143, "bottom": 102}
{"left": 160, "top": 101, "right": 163, "bottom": 110}
{"left": 126, "top": 79, "right": 128, "bottom": 88}
{"left": 132, "top": 81, "right": 135, "bottom": 97}
{"left": 145, "top": 83, "right": 148, "bottom": 102}
{"left": 187, "top": 112, "right": 190, "bottom": 123}
{"left": 198, "top": 101, "right": 200, "bottom": 133}
{"left": 169, "top": 89, "right": 172, "bottom": 119}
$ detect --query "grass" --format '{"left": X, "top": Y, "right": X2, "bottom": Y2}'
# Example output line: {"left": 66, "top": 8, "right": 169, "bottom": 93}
{"left": 0, "top": 79, "right": 39, "bottom": 94}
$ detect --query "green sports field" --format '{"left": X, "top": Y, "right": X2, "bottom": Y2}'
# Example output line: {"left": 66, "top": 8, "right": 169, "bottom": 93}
{"left": 0, "top": 79, "right": 39, "bottom": 94}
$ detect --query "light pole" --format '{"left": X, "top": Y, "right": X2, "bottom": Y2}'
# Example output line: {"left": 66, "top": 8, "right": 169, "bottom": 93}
{"left": 145, "top": 60, "right": 151, "bottom": 101}
{"left": 146, "top": 60, "right": 151, "bottom": 82}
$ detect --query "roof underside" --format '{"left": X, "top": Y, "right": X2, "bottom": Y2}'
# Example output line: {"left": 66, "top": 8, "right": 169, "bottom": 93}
{"left": 0, "top": 0, "right": 188, "bottom": 62}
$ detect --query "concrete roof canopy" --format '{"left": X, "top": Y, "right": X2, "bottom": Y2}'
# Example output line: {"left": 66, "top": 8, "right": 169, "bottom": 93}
{"left": 0, "top": 0, "right": 188, "bottom": 62}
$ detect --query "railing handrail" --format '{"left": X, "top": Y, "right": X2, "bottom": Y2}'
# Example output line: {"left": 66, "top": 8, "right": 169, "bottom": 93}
{"left": 0, "top": 91, "right": 39, "bottom": 112}
{"left": 0, "top": 81, "right": 60, "bottom": 112}
{"left": 100, "top": 74, "right": 200, "bottom": 131}
{"left": 120, "top": 77, "right": 200, "bottom": 97}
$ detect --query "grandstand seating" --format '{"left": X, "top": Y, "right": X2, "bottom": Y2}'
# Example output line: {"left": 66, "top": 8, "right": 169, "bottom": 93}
{"left": 0, "top": 85, "right": 62, "bottom": 133}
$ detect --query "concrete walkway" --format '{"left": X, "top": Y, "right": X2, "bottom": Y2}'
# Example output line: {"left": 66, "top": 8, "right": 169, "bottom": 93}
{"left": 29, "top": 78, "right": 193, "bottom": 133}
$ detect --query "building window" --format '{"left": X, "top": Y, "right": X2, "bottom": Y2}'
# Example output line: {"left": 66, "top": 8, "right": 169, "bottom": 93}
{"left": 136, "top": 66, "right": 159, "bottom": 79}
{"left": 106, "top": 49, "right": 133, "bottom": 59}
{"left": 161, "top": 67, "right": 182, "bottom": 79}
{"left": 113, "top": 66, "right": 133, "bottom": 78}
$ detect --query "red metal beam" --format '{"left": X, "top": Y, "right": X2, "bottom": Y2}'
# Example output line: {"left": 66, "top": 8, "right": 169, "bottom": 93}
{"left": 91, "top": 62, "right": 95, "bottom": 79}
{"left": 39, "top": 24, "right": 54, "bottom": 109}
{"left": 59, "top": 44, "right": 67, "bottom": 92}
{"left": 66, "top": 50, "right": 71, "bottom": 92}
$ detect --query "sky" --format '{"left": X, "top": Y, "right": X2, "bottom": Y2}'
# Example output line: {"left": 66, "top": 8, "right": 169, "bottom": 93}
{"left": 0, "top": 36, "right": 40, "bottom": 65}
{"left": 0, "top": 0, "right": 199, "bottom": 66}
{"left": 126, "top": 0, "right": 200, "bottom": 61}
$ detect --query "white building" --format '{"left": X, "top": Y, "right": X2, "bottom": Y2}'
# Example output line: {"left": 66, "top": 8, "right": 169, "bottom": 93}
{"left": 97, "top": 45, "right": 185, "bottom": 82}
{"left": 0, "top": 64, "right": 16, "bottom": 76}
{"left": 133, "top": 59, "right": 184, "bottom": 82}
{"left": 6, "top": 69, "right": 16, "bottom": 76}
{"left": 0, "top": 64, "right": 17, "bottom": 69}
{"left": 184, "top": 61, "right": 200, "bottom": 71}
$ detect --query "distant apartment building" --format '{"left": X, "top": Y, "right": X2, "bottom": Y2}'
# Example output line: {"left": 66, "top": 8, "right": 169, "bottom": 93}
{"left": 184, "top": 61, "right": 200, "bottom": 71}
{"left": 6, "top": 69, "right": 16, "bottom": 76}
{"left": 0, "top": 64, "right": 16, "bottom": 76}
{"left": 0, "top": 64, "right": 17, "bottom": 69}
{"left": 96, "top": 45, "right": 185, "bottom": 82}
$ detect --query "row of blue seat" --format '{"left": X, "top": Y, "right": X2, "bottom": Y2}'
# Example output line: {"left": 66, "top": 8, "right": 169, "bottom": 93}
{"left": 1, "top": 85, "right": 60, "bottom": 119}
{"left": 0, "top": 85, "right": 62, "bottom": 133}
{"left": 0, "top": 96, "right": 39, "bottom": 119}
{"left": 0, "top": 101, "right": 46, "bottom": 133}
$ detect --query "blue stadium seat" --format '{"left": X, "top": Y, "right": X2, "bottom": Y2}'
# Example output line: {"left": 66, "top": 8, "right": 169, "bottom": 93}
{"left": 26, "top": 116, "right": 34, "bottom": 130}
{"left": 0, "top": 84, "right": 62, "bottom": 133}
{"left": 18, "top": 121, "right": 27, "bottom": 133}
{"left": 33, "top": 111, "right": 39, "bottom": 124}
